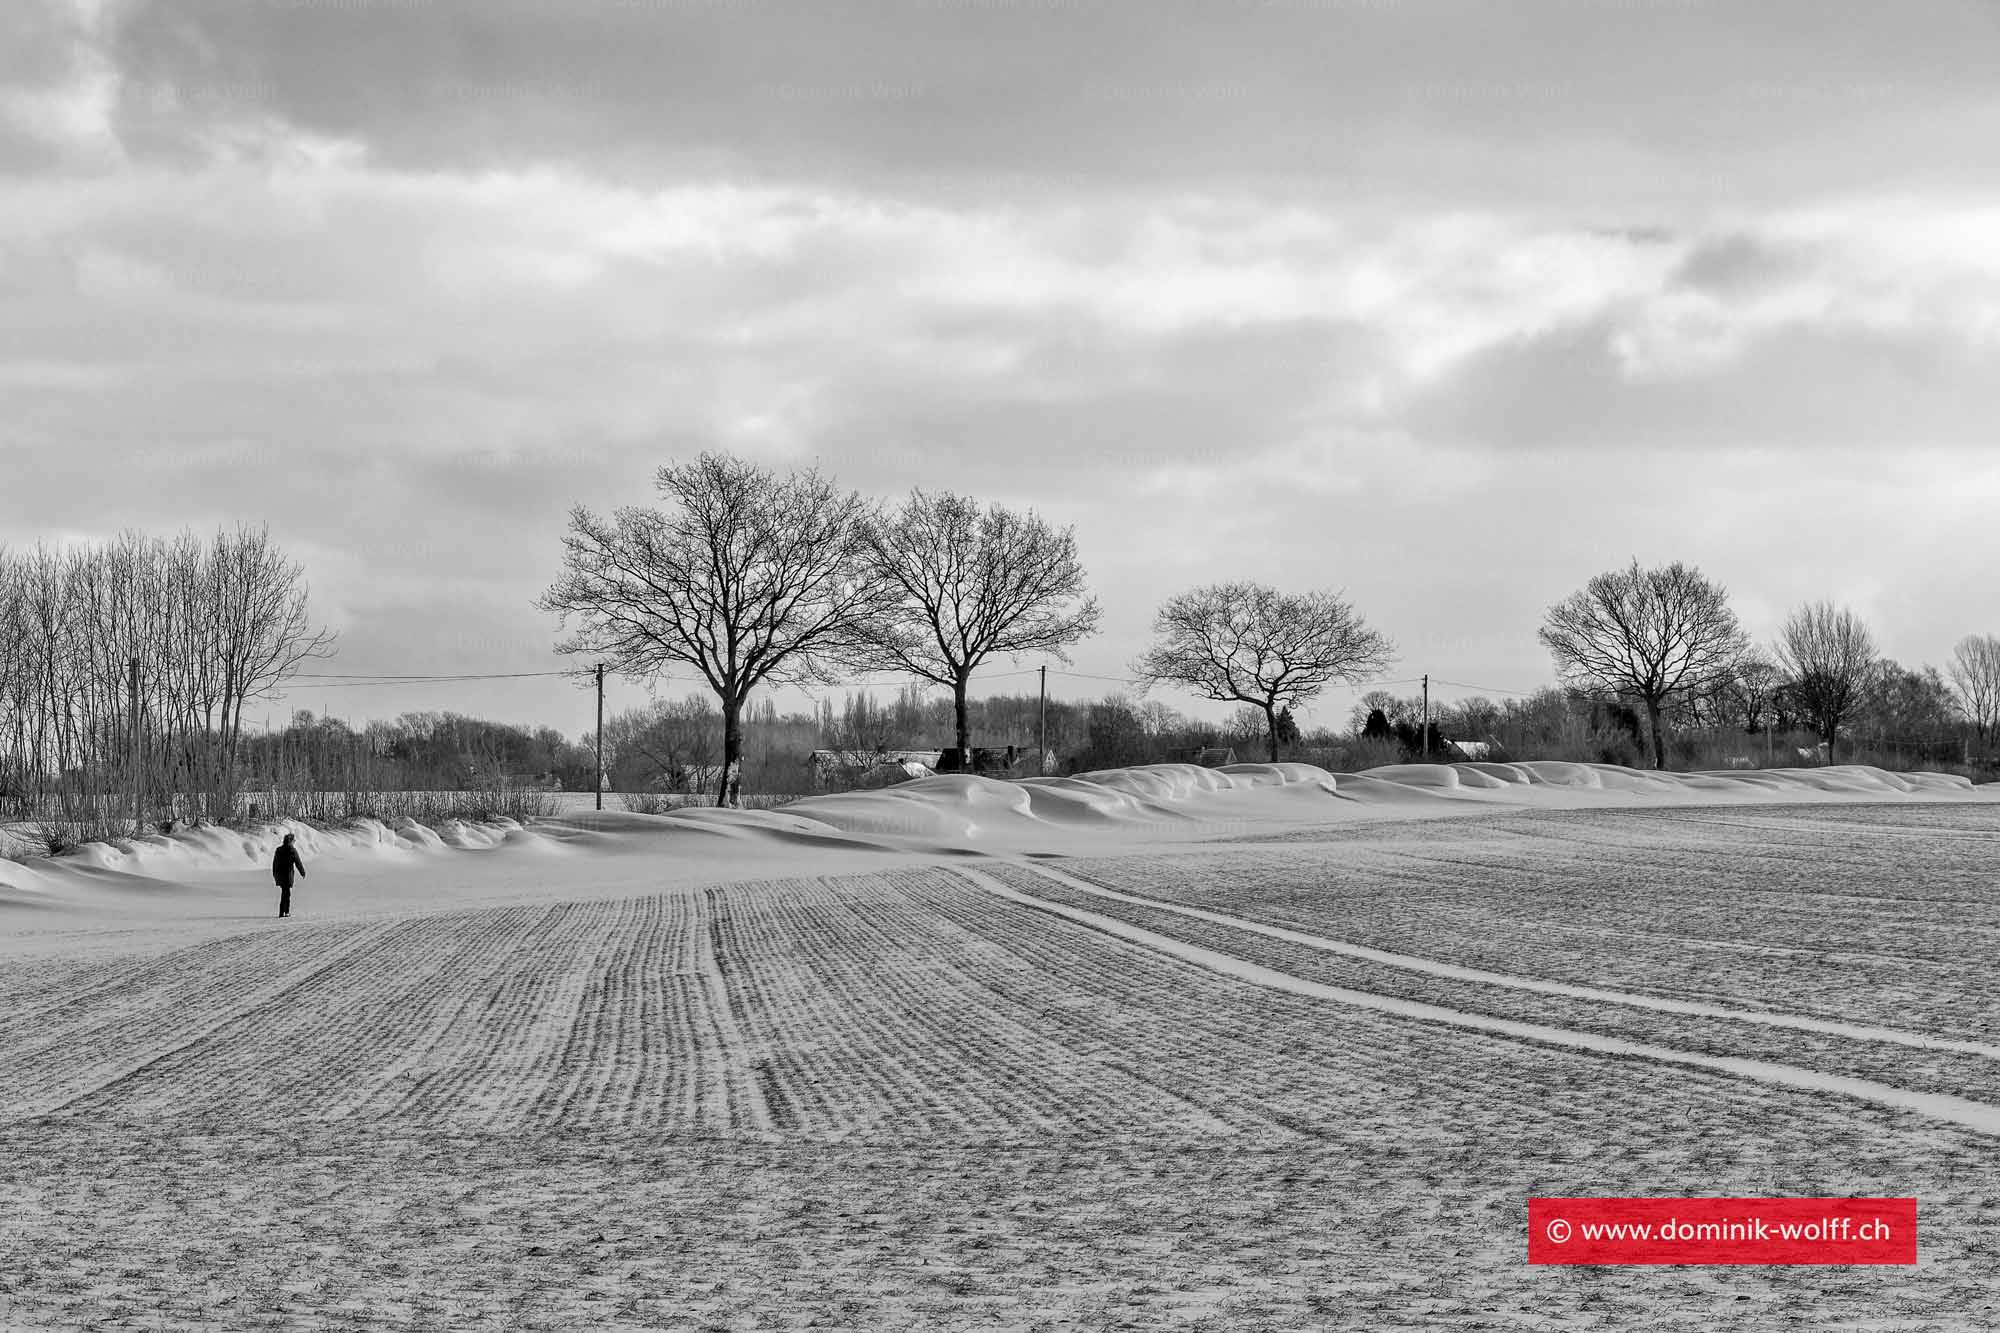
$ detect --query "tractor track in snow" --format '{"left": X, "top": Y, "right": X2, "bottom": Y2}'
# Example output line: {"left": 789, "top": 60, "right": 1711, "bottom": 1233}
{"left": 953, "top": 866, "right": 2000, "bottom": 1141}
{"left": 992, "top": 862, "right": 2000, "bottom": 1062}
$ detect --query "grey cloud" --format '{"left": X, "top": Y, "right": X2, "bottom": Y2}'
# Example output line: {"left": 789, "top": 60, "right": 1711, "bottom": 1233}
{"left": 99, "top": 0, "right": 2000, "bottom": 201}
{"left": 1399, "top": 316, "right": 2000, "bottom": 455}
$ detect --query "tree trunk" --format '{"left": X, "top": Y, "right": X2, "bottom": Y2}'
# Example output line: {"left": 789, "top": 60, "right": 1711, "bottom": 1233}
{"left": 953, "top": 672, "right": 972, "bottom": 774}
{"left": 1644, "top": 696, "right": 1666, "bottom": 770}
{"left": 1264, "top": 703, "right": 1280, "bottom": 763}
{"left": 718, "top": 695, "right": 743, "bottom": 809}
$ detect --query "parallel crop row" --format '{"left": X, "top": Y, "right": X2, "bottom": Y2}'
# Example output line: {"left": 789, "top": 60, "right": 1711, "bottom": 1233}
{"left": 695, "top": 867, "right": 1969, "bottom": 1164}
{"left": 1077, "top": 807, "right": 2000, "bottom": 1038}
{"left": 976, "top": 862, "right": 2000, "bottom": 1111}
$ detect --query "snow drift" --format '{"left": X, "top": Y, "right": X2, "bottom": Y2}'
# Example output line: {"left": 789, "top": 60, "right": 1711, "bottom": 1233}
{"left": 1, "top": 762, "right": 1990, "bottom": 937}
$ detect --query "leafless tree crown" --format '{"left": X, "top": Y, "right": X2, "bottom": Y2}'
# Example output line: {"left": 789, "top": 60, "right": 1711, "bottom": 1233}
{"left": 537, "top": 453, "right": 886, "bottom": 804}
{"left": 1536, "top": 559, "right": 1748, "bottom": 769}
{"left": 1775, "top": 600, "right": 1878, "bottom": 757}
{"left": 856, "top": 489, "right": 1099, "bottom": 766}
{"left": 1948, "top": 633, "right": 2000, "bottom": 741}
{"left": 0, "top": 525, "right": 335, "bottom": 824}
{"left": 1132, "top": 581, "right": 1394, "bottom": 761}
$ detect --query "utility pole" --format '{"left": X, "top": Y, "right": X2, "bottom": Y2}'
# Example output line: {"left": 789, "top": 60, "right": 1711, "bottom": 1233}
{"left": 1038, "top": 664, "right": 1047, "bottom": 777}
{"left": 594, "top": 662, "right": 606, "bottom": 811}
{"left": 129, "top": 656, "right": 142, "bottom": 834}
{"left": 1421, "top": 674, "right": 1430, "bottom": 759}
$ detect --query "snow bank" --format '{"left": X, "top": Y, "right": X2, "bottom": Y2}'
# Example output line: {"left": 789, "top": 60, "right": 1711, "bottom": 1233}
{"left": 1, "top": 762, "right": 1990, "bottom": 950}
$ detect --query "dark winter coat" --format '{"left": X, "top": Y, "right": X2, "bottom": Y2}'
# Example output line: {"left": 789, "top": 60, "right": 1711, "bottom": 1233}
{"left": 272, "top": 843, "right": 306, "bottom": 889}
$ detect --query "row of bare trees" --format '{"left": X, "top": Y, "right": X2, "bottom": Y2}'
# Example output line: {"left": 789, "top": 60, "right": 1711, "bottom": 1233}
{"left": 541, "top": 454, "right": 1400, "bottom": 802}
{"left": 0, "top": 527, "right": 334, "bottom": 827}
{"left": 1538, "top": 559, "right": 2000, "bottom": 768}
{"left": 539, "top": 455, "right": 1102, "bottom": 805}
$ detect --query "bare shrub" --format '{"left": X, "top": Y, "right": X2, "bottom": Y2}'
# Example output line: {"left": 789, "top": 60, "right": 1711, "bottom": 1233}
{"left": 1328, "top": 737, "right": 1405, "bottom": 772}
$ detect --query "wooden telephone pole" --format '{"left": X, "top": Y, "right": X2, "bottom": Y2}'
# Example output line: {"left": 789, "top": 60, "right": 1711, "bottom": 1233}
{"left": 1038, "top": 664, "right": 1047, "bottom": 776}
{"left": 1421, "top": 674, "right": 1430, "bottom": 759}
{"left": 594, "top": 662, "right": 606, "bottom": 811}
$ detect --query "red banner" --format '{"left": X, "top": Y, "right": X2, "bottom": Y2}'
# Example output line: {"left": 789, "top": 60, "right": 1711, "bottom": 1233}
{"left": 1528, "top": 1197, "right": 1917, "bottom": 1265}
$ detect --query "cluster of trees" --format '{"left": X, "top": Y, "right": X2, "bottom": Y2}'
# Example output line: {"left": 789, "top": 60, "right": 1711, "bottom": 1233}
{"left": 1533, "top": 561, "right": 1997, "bottom": 770}
{"left": 542, "top": 453, "right": 1396, "bottom": 805}
{"left": 238, "top": 710, "right": 598, "bottom": 795}
{"left": 540, "top": 455, "right": 1102, "bottom": 806}
{"left": 14, "top": 479, "right": 1989, "bottom": 837}
{"left": 590, "top": 685, "right": 1330, "bottom": 795}
{"left": 0, "top": 527, "right": 334, "bottom": 824}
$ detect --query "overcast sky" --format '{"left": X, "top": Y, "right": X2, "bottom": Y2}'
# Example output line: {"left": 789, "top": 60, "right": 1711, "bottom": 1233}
{"left": 5, "top": 0, "right": 1998, "bottom": 736}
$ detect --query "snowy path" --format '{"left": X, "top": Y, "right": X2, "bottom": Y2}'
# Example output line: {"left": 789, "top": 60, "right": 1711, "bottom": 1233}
{"left": 953, "top": 867, "right": 2000, "bottom": 1140}
{"left": 1004, "top": 861, "right": 2000, "bottom": 1062}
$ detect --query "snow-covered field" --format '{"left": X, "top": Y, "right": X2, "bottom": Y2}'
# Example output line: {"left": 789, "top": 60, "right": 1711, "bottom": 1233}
{"left": 1, "top": 762, "right": 1996, "bottom": 1329}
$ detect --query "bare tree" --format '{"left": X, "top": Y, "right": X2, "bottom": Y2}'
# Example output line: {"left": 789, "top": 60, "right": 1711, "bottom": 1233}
{"left": 824, "top": 691, "right": 910, "bottom": 756}
{"left": 1948, "top": 633, "right": 2000, "bottom": 743}
{"left": 539, "top": 453, "right": 885, "bottom": 807}
{"left": 1774, "top": 601, "right": 1877, "bottom": 764}
{"left": 0, "top": 527, "right": 333, "bottom": 829}
{"left": 1720, "top": 653, "right": 1784, "bottom": 734}
{"left": 206, "top": 526, "right": 339, "bottom": 808}
{"left": 858, "top": 490, "right": 1099, "bottom": 772}
{"left": 1133, "top": 582, "right": 1395, "bottom": 763}
{"left": 1537, "top": 560, "right": 1748, "bottom": 770}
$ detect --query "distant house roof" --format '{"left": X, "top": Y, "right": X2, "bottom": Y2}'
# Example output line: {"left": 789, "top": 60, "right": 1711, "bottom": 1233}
{"left": 1194, "top": 747, "right": 1236, "bottom": 767}
{"left": 1444, "top": 739, "right": 1492, "bottom": 761}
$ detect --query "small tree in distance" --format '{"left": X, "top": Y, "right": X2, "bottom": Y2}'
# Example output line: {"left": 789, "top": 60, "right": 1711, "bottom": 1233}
{"left": 1133, "top": 582, "right": 1395, "bottom": 763}
{"left": 1537, "top": 559, "right": 1748, "bottom": 770}
{"left": 1774, "top": 600, "right": 1877, "bottom": 764}
{"left": 538, "top": 453, "right": 888, "bottom": 808}
{"left": 1948, "top": 633, "right": 2000, "bottom": 743}
{"left": 857, "top": 490, "right": 1100, "bottom": 773}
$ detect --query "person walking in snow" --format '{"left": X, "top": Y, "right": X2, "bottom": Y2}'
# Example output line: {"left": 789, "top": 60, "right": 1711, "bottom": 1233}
{"left": 272, "top": 833, "right": 305, "bottom": 918}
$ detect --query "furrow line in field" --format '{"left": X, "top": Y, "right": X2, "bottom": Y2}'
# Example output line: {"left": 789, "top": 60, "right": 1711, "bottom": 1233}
{"left": 706, "top": 874, "right": 1205, "bottom": 1135}
{"left": 696, "top": 888, "right": 774, "bottom": 1132}
{"left": 336, "top": 902, "right": 608, "bottom": 1130}
{"left": 912, "top": 870, "right": 1775, "bottom": 1137}
{"left": 519, "top": 897, "right": 632, "bottom": 1129}
{"left": 58, "top": 906, "right": 535, "bottom": 1122}
{"left": 707, "top": 878, "right": 1015, "bottom": 1133}
{"left": 523, "top": 894, "right": 731, "bottom": 1133}
{"left": 953, "top": 867, "right": 2000, "bottom": 1140}
{"left": 1062, "top": 850, "right": 2000, "bottom": 1035}
{"left": 874, "top": 871, "right": 1321, "bottom": 1135}
{"left": 1007, "top": 862, "right": 2000, "bottom": 1062}
{"left": 988, "top": 865, "right": 2000, "bottom": 1105}
{"left": 0, "top": 923, "right": 396, "bottom": 1120}
{"left": 0, "top": 933, "right": 288, "bottom": 1036}
{"left": 852, "top": 871, "right": 1263, "bottom": 1133}
{"left": 522, "top": 897, "right": 670, "bottom": 1129}
{"left": 14, "top": 920, "right": 410, "bottom": 1121}
{"left": 769, "top": 878, "right": 1048, "bottom": 1131}
{"left": 200, "top": 906, "right": 546, "bottom": 1124}
{"left": 0, "top": 926, "right": 359, "bottom": 1071}
{"left": 1658, "top": 812, "right": 2000, "bottom": 846}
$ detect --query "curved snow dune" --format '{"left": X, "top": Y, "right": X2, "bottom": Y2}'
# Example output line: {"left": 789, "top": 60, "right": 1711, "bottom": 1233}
{"left": 777, "top": 760, "right": 1988, "bottom": 848}
{"left": 953, "top": 868, "right": 2000, "bottom": 1140}
{"left": 2, "top": 761, "right": 1990, "bottom": 912}
{"left": 1003, "top": 861, "right": 2000, "bottom": 1062}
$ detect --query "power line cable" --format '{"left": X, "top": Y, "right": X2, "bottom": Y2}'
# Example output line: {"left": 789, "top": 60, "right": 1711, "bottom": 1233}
{"left": 1429, "top": 677, "right": 1544, "bottom": 698}
{"left": 289, "top": 670, "right": 579, "bottom": 682}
